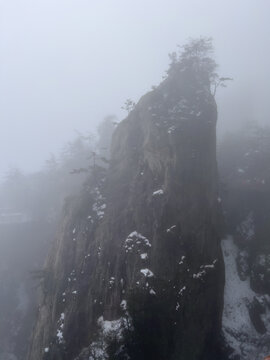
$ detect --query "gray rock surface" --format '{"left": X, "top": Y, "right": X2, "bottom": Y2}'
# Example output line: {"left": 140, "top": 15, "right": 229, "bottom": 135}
{"left": 28, "top": 65, "right": 224, "bottom": 360}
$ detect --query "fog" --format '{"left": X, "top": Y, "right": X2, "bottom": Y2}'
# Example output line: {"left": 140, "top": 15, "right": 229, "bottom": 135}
{"left": 1, "top": 2, "right": 270, "bottom": 359}
{"left": 0, "top": 0, "right": 269, "bottom": 178}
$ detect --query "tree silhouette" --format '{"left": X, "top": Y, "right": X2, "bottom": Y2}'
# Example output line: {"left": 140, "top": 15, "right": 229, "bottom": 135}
{"left": 168, "top": 37, "right": 232, "bottom": 96}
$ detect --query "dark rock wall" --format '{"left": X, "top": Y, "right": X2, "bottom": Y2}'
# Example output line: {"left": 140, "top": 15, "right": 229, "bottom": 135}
{"left": 28, "top": 70, "right": 224, "bottom": 360}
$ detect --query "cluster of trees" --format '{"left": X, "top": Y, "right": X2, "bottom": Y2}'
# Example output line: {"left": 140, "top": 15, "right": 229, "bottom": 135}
{"left": 0, "top": 116, "right": 116, "bottom": 222}
{"left": 167, "top": 37, "right": 232, "bottom": 96}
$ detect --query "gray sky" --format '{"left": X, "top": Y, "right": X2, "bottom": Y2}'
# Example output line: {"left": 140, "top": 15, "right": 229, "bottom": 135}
{"left": 0, "top": 0, "right": 269, "bottom": 178}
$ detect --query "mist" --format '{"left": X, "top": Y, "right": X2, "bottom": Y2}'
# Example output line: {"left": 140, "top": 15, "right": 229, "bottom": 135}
{"left": 0, "top": 0, "right": 269, "bottom": 177}
{"left": 1, "top": 2, "right": 270, "bottom": 360}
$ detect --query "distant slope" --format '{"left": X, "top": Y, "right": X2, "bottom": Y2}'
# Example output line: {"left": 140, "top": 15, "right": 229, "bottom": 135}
{"left": 0, "top": 221, "right": 55, "bottom": 360}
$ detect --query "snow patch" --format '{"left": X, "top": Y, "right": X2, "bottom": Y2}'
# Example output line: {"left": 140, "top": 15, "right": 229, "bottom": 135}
{"left": 120, "top": 300, "right": 127, "bottom": 311}
{"left": 98, "top": 316, "right": 123, "bottom": 338}
{"left": 236, "top": 212, "right": 255, "bottom": 242}
{"left": 152, "top": 189, "right": 164, "bottom": 196}
{"left": 166, "top": 225, "right": 176, "bottom": 233}
{"left": 168, "top": 126, "right": 176, "bottom": 134}
{"left": 56, "top": 313, "right": 65, "bottom": 344}
{"left": 222, "top": 236, "right": 270, "bottom": 359}
{"left": 124, "top": 231, "right": 151, "bottom": 253}
{"left": 86, "top": 314, "right": 133, "bottom": 360}
{"left": 193, "top": 260, "right": 217, "bottom": 280}
{"left": 140, "top": 268, "right": 154, "bottom": 277}
{"left": 178, "top": 286, "right": 186, "bottom": 296}
{"left": 178, "top": 255, "right": 185, "bottom": 265}
{"left": 91, "top": 187, "right": 106, "bottom": 220}
{"left": 109, "top": 277, "right": 115, "bottom": 289}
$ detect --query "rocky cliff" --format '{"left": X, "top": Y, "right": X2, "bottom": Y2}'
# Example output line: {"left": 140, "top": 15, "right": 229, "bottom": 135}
{"left": 28, "top": 50, "right": 224, "bottom": 360}
{"left": 219, "top": 127, "right": 270, "bottom": 359}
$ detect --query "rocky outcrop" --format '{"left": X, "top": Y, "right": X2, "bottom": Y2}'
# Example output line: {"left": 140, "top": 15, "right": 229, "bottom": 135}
{"left": 219, "top": 127, "right": 270, "bottom": 359}
{"left": 28, "top": 61, "right": 224, "bottom": 360}
{"left": 222, "top": 234, "right": 270, "bottom": 360}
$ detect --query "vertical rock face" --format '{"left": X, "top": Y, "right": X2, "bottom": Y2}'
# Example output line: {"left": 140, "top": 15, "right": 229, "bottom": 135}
{"left": 28, "top": 66, "right": 224, "bottom": 360}
{"left": 222, "top": 235, "right": 270, "bottom": 360}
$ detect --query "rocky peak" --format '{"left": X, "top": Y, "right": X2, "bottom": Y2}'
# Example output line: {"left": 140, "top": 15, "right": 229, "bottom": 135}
{"left": 28, "top": 45, "right": 224, "bottom": 360}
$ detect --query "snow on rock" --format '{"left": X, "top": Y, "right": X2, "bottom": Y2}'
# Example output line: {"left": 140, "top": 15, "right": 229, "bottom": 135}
{"left": 167, "top": 97, "right": 203, "bottom": 120}
{"left": 178, "top": 286, "right": 186, "bottom": 296}
{"left": 192, "top": 260, "right": 217, "bottom": 280}
{"left": 257, "top": 254, "right": 270, "bottom": 267}
{"left": 168, "top": 126, "right": 176, "bottom": 134}
{"left": 140, "top": 268, "right": 154, "bottom": 278}
{"left": 97, "top": 314, "right": 132, "bottom": 340}
{"left": 109, "top": 277, "right": 115, "bottom": 289}
{"left": 168, "top": 98, "right": 188, "bottom": 115}
{"left": 149, "top": 289, "right": 156, "bottom": 295}
{"left": 193, "top": 271, "right": 205, "bottom": 279}
{"left": 87, "top": 215, "right": 94, "bottom": 223}
{"left": 222, "top": 236, "right": 270, "bottom": 360}
{"left": 92, "top": 203, "right": 106, "bottom": 220}
{"left": 86, "top": 315, "right": 133, "bottom": 360}
{"left": 98, "top": 316, "right": 123, "bottom": 339}
{"left": 166, "top": 225, "right": 176, "bottom": 233}
{"left": 152, "top": 189, "right": 164, "bottom": 196}
{"left": 236, "top": 212, "right": 255, "bottom": 242}
{"left": 56, "top": 313, "right": 65, "bottom": 344}
{"left": 120, "top": 300, "right": 127, "bottom": 311}
{"left": 140, "top": 253, "right": 148, "bottom": 260}
{"left": 124, "top": 231, "right": 151, "bottom": 253}
{"left": 91, "top": 187, "right": 106, "bottom": 220}
{"left": 178, "top": 255, "right": 185, "bottom": 265}
{"left": 56, "top": 330, "right": 64, "bottom": 343}
{"left": 87, "top": 342, "right": 106, "bottom": 360}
